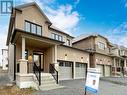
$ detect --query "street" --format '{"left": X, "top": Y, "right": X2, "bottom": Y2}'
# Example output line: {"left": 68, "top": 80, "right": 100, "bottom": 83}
{"left": 34, "top": 79, "right": 127, "bottom": 95}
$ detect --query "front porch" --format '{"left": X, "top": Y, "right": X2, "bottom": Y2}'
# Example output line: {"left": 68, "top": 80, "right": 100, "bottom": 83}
{"left": 11, "top": 29, "right": 63, "bottom": 89}
{"left": 112, "top": 57, "right": 127, "bottom": 77}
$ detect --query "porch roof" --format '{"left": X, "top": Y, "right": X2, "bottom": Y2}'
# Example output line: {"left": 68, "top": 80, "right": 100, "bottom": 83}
{"left": 11, "top": 28, "right": 64, "bottom": 46}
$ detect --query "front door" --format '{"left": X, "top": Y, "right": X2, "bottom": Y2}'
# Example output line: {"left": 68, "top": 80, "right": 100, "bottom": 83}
{"left": 33, "top": 53, "right": 44, "bottom": 72}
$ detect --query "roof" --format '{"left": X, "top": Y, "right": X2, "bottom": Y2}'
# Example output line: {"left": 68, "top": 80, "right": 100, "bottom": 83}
{"left": 15, "top": 2, "right": 51, "bottom": 24}
{"left": 11, "top": 28, "right": 65, "bottom": 45}
{"left": 49, "top": 25, "right": 74, "bottom": 38}
{"left": 112, "top": 44, "right": 127, "bottom": 50}
{"left": 72, "top": 33, "right": 109, "bottom": 44}
{"left": 60, "top": 45, "right": 90, "bottom": 53}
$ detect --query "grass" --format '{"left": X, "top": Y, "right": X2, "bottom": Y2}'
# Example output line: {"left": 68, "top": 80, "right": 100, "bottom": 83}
{"left": 0, "top": 85, "right": 36, "bottom": 95}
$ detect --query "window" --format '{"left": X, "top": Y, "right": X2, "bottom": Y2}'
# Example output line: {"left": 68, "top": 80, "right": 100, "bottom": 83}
{"left": 25, "top": 21, "right": 42, "bottom": 36}
{"left": 59, "top": 62, "right": 64, "bottom": 66}
{"left": 98, "top": 42, "right": 105, "bottom": 50}
{"left": 59, "top": 36, "right": 62, "bottom": 41}
{"left": 51, "top": 33, "right": 55, "bottom": 39}
{"left": 76, "top": 63, "right": 85, "bottom": 68}
{"left": 56, "top": 34, "right": 59, "bottom": 40}
{"left": 37, "top": 26, "right": 41, "bottom": 35}
{"left": 67, "top": 39, "right": 70, "bottom": 46}
{"left": 25, "top": 22, "right": 30, "bottom": 32}
{"left": 51, "top": 33, "right": 63, "bottom": 41}
{"left": 65, "top": 62, "right": 72, "bottom": 67}
{"left": 76, "top": 63, "right": 79, "bottom": 67}
{"left": 31, "top": 24, "right": 36, "bottom": 34}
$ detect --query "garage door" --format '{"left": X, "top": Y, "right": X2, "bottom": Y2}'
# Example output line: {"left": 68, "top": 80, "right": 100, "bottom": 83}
{"left": 75, "top": 63, "right": 86, "bottom": 79}
{"left": 97, "top": 64, "right": 104, "bottom": 77}
{"left": 59, "top": 61, "right": 73, "bottom": 80}
{"left": 105, "top": 65, "right": 111, "bottom": 77}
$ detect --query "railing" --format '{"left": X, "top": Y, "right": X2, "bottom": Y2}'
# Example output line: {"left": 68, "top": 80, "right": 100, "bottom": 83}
{"left": 33, "top": 62, "right": 41, "bottom": 85}
{"left": 49, "top": 64, "right": 58, "bottom": 84}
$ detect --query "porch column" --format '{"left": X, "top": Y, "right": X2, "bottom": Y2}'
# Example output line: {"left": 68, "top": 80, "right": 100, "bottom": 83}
{"left": 54, "top": 45, "right": 59, "bottom": 71}
{"left": 54, "top": 45, "right": 57, "bottom": 63}
{"left": 124, "top": 60, "right": 126, "bottom": 67}
{"left": 119, "top": 59, "right": 121, "bottom": 72}
{"left": 113, "top": 58, "right": 116, "bottom": 76}
{"left": 22, "top": 37, "right": 25, "bottom": 59}
{"left": 17, "top": 37, "right": 27, "bottom": 74}
{"left": 73, "top": 62, "right": 76, "bottom": 79}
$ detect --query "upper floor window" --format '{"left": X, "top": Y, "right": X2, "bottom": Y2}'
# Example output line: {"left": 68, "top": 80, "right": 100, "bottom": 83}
{"left": 66, "top": 39, "right": 71, "bottom": 46}
{"left": 25, "top": 22, "right": 30, "bottom": 32}
{"left": 51, "top": 33, "right": 63, "bottom": 41}
{"left": 25, "top": 21, "right": 42, "bottom": 36}
{"left": 98, "top": 42, "right": 105, "bottom": 50}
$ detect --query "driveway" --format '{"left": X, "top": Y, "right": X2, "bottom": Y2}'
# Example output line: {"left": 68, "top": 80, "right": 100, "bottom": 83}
{"left": 34, "top": 79, "right": 127, "bottom": 95}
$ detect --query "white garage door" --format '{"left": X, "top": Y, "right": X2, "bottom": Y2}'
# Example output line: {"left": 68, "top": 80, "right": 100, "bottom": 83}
{"left": 97, "top": 64, "right": 104, "bottom": 77}
{"left": 59, "top": 61, "right": 73, "bottom": 80}
{"left": 105, "top": 65, "right": 111, "bottom": 77}
{"left": 75, "top": 63, "right": 86, "bottom": 79}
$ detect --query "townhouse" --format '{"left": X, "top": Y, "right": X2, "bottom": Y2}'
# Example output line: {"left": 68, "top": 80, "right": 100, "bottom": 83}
{"left": 72, "top": 34, "right": 127, "bottom": 77}
{"left": 7, "top": 2, "right": 89, "bottom": 89}
{"left": 6, "top": 2, "right": 127, "bottom": 90}
{"left": 111, "top": 45, "right": 127, "bottom": 76}
{"left": 72, "top": 34, "right": 113, "bottom": 77}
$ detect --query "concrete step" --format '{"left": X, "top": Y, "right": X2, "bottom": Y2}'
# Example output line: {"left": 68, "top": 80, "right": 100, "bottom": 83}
{"left": 34, "top": 80, "right": 56, "bottom": 85}
{"left": 41, "top": 73, "right": 52, "bottom": 76}
{"left": 34, "top": 73, "right": 62, "bottom": 91}
{"left": 34, "top": 76, "right": 54, "bottom": 81}
{"left": 41, "top": 81, "right": 56, "bottom": 85}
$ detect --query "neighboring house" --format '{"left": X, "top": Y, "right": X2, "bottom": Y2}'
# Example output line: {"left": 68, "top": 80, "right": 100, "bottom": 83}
{"left": 6, "top": 2, "right": 89, "bottom": 89}
{"left": 1, "top": 49, "right": 8, "bottom": 70}
{"left": 72, "top": 34, "right": 113, "bottom": 77}
{"left": 110, "top": 44, "right": 127, "bottom": 76}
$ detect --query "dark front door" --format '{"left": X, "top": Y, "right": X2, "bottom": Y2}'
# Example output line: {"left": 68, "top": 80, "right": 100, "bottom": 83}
{"left": 33, "top": 53, "right": 44, "bottom": 72}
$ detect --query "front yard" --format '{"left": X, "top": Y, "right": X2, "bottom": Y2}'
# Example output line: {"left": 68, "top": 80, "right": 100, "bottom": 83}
{"left": 0, "top": 85, "right": 35, "bottom": 95}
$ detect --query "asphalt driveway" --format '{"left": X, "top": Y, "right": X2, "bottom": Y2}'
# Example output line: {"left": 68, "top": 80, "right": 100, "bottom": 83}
{"left": 34, "top": 79, "right": 127, "bottom": 95}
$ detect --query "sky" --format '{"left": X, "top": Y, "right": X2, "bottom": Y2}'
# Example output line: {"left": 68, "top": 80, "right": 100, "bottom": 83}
{"left": 0, "top": 0, "right": 127, "bottom": 64}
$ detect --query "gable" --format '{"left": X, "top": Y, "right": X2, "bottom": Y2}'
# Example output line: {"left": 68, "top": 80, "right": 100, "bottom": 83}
{"left": 15, "top": 4, "right": 50, "bottom": 37}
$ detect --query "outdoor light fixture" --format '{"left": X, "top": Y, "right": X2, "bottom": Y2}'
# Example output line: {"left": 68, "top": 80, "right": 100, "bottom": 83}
{"left": 28, "top": 54, "right": 33, "bottom": 63}
{"left": 65, "top": 54, "right": 67, "bottom": 60}
{"left": 81, "top": 57, "right": 83, "bottom": 62}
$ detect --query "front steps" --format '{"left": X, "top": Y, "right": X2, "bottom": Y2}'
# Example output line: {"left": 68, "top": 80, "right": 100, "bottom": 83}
{"left": 34, "top": 73, "right": 64, "bottom": 91}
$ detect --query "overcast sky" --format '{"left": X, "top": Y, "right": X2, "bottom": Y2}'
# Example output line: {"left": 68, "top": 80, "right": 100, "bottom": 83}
{"left": 1, "top": 0, "right": 127, "bottom": 65}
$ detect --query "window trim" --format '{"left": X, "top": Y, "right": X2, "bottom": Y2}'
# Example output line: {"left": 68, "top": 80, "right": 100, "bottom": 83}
{"left": 67, "top": 39, "right": 71, "bottom": 46}
{"left": 98, "top": 42, "right": 105, "bottom": 50}
{"left": 51, "top": 33, "right": 63, "bottom": 41}
{"left": 25, "top": 20, "right": 42, "bottom": 36}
